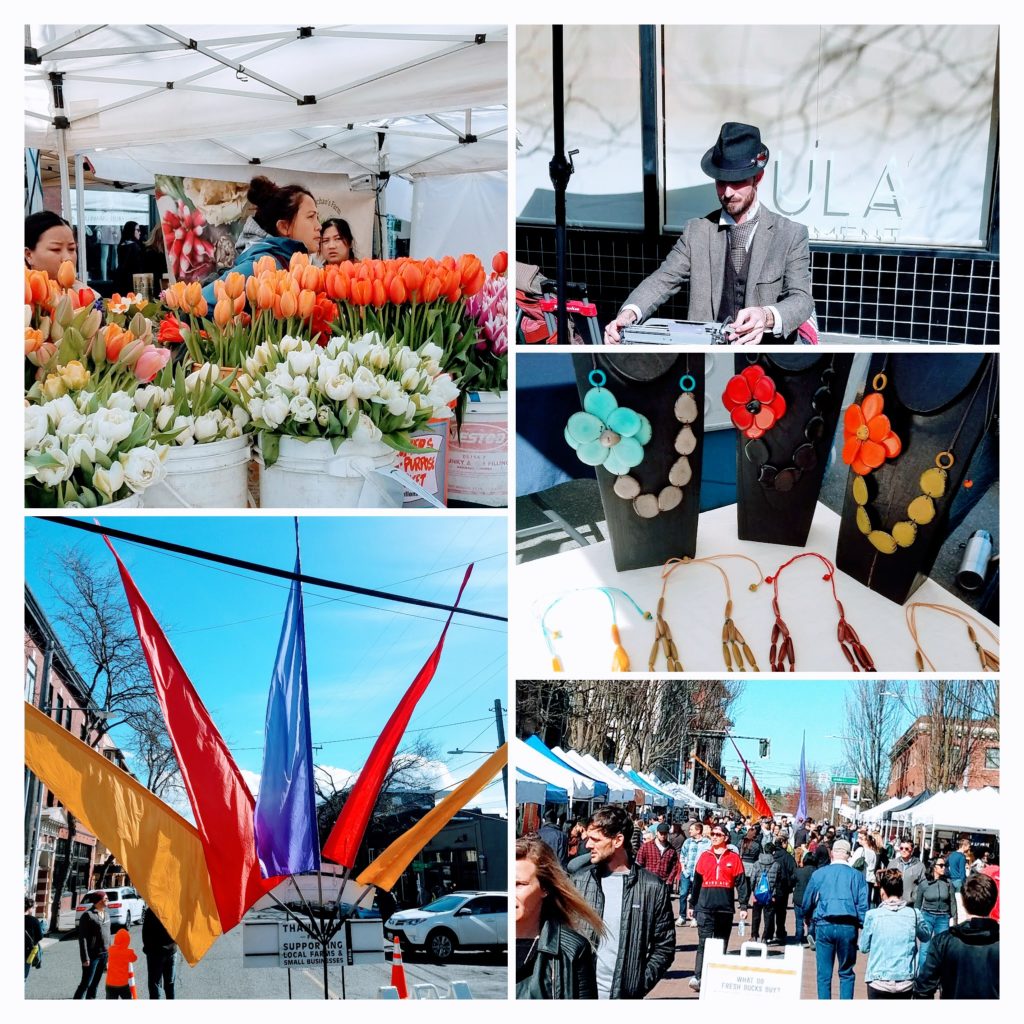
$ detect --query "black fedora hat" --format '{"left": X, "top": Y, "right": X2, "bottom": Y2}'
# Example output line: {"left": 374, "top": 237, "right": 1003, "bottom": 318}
{"left": 701, "top": 122, "right": 769, "bottom": 182}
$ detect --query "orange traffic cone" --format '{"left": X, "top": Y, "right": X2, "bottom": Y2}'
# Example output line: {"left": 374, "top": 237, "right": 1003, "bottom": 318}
{"left": 128, "top": 960, "right": 138, "bottom": 1000}
{"left": 390, "top": 936, "right": 409, "bottom": 999}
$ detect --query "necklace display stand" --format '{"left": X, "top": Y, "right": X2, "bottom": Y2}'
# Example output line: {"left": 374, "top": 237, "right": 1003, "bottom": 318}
{"left": 835, "top": 353, "right": 997, "bottom": 605}
{"left": 572, "top": 352, "right": 704, "bottom": 571}
{"left": 734, "top": 353, "right": 854, "bottom": 546}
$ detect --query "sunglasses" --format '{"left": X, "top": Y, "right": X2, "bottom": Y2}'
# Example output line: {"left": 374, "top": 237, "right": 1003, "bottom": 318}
{"left": 935, "top": 862, "right": 946, "bottom": 868}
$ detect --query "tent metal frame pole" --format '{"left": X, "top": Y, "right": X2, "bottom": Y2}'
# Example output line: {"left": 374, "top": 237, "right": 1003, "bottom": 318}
{"left": 34, "top": 24, "right": 106, "bottom": 60}
{"left": 390, "top": 126, "right": 505, "bottom": 177}
{"left": 425, "top": 113, "right": 465, "bottom": 141}
{"left": 548, "top": 26, "right": 574, "bottom": 347}
{"left": 37, "top": 43, "right": 183, "bottom": 60}
{"left": 52, "top": 112, "right": 72, "bottom": 222}
{"left": 318, "top": 30, "right": 484, "bottom": 44}
{"left": 317, "top": 42, "right": 475, "bottom": 102}
{"left": 74, "top": 155, "right": 88, "bottom": 285}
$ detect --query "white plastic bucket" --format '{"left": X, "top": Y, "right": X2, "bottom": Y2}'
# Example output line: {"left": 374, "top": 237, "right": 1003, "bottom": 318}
{"left": 257, "top": 435, "right": 401, "bottom": 508}
{"left": 143, "top": 435, "right": 251, "bottom": 508}
{"left": 100, "top": 493, "right": 144, "bottom": 509}
{"left": 447, "top": 391, "right": 508, "bottom": 507}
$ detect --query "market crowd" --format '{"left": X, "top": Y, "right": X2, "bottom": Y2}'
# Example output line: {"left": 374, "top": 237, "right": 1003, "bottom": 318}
{"left": 516, "top": 807, "right": 999, "bottom": 1000}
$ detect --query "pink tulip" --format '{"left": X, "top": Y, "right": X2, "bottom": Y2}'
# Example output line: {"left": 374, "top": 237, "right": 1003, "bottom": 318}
{"left": 134, "top": 346, "right": 172, "bottom": 382}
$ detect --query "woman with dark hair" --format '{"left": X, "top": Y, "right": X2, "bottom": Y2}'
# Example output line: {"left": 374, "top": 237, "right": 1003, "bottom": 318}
{"left": 516, "top": 834, "right": 602, "bottom": 999}
{"left": 320, "top": 217, "right": 356, "bottom": 264}
{"left": 858, "top": 867, "right": 929, "bottom": 999}
{"left": 915, "top": 852, "right": 957, "bottom": 965}
{"left": 202, "top": 175, "right": 321, "bottom": 303}
{"left": 114, "top": 220, "right": 144, "bottom": 294}
{"left": 739, "top": 826, "right": 762, "bottom": 895}
{"left": 25, "top": 211, "right": 86, "bottom": 287}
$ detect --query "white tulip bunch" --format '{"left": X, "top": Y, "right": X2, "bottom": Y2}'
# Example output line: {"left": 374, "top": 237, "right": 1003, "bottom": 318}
{"left": 25, "top": 390, "right": 168, "bottom": 508}
{"left": 237, "top": 333, "right": 460, "bottom": 467}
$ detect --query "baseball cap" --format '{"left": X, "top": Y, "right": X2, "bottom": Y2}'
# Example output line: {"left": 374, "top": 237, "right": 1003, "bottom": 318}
{"left": 832, "top": 839, "right": 852, "bottom": 856}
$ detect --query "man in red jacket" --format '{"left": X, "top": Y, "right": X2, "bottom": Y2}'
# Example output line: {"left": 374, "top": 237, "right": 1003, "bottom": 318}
{"left": 689, "top": 823, "right": 750, "bottom": 991}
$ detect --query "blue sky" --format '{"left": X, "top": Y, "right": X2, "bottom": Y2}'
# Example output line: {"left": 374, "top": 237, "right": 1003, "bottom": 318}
{"left": 25, "top": 514, "right": 509, "bottom": 815}
{"left": 720, "top": 679, "right": 914, "bottom": 802}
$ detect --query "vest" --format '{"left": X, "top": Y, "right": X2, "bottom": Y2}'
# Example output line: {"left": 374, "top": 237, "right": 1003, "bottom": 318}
{"left": 719, "top": 236, "right": 751, "bottom": 322}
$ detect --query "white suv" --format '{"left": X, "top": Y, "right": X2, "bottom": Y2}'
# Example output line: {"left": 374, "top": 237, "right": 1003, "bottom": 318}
{"left": 385, "top": 891, "right": 507, "bottom": 962}
{"left": 74, "top": 887, "right": 146, "bottom": 931}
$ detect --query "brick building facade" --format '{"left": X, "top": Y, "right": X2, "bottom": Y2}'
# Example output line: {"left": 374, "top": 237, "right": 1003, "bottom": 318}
{"left": 887, "top": 715, "right": 999, "bottom": 798}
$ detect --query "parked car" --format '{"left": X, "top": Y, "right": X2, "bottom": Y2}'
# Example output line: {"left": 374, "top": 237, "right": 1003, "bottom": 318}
{"left": 74, "top": 887, "right": 146, "bottom": 930}
{"left": 385, "top": 891, "right": 507, "bottom": 962}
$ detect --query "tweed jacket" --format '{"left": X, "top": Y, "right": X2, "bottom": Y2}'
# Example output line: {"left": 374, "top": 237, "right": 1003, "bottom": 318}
{"left": 622, "top": 208, "right": 814, "bottom": 338}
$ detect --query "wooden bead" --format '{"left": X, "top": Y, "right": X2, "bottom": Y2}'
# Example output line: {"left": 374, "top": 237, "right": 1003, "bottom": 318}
{"left": 613, "top": 475, "right": 641, "bottom": 499}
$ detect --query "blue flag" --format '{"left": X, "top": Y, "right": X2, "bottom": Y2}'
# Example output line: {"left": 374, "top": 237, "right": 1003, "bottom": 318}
{"left": 254, "top": 520, "right": 320, "bottom": 876}
{"left": 796, "top": 732, "right": 808, "bottom": 822}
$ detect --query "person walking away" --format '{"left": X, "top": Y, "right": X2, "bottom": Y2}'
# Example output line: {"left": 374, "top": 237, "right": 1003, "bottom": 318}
{"left": 142, "top": 909, "right": 178, "bottom": 999}
{"left": 771, "top": 836, "right": 797, "bottom": 944}
{"left": 539, "top": 809, "right": 569, "bottom": 866}
{"left": 915, "top": 873, "right": 999, "bottom": 999}
{"left": 570, "top": 807, "right": 675, "bottom": 999}
{"left": 105, "top": 928, "right": 138, "bottom": 999}
{"left": 858, "top": 868, "right": 929, "bottom": 999}
{"left": 750, "top": 841, "right": 780, "bottom": 942}
{"left": 981, "top": 850, "right": 999, "bottom": 921}
{"left": 893, "top": 838, "right": 926, "bottom": 905}
{"left": 516, "top": 835, "right": 602, "bottom": 998}
{"left": 914, "top": 853, "right": 957, "bottom": 966}
{"left": 945, "top": 837, "right": 970, "bottom": 892}
{"left": 688, "top": 824, "right": 750, "bottom": 992}
{"left": 25, "top": 896, "right": 43, "bottom": 981}
{"left": 792, "top": 852, "right": 816, "bottom": 948}
{"left": 74, "top": 891, "right": 112, "bottom": 999}
{"left": 801, "top": 839, "right": 868, "bottom": 999}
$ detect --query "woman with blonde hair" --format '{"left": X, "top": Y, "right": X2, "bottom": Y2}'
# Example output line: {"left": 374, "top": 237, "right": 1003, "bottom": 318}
{"left": 516, "top": 834, "right": 603, "bottom": 998}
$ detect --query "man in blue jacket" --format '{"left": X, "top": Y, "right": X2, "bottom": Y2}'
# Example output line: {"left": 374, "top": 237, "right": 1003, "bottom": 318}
{"left": 945, "top": 836, "right": 970, "bottom": 892}
{"left": 801, "top": 838, "right": 869, "bottom": 999}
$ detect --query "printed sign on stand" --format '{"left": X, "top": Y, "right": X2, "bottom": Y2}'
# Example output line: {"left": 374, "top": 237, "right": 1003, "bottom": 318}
{"left": 699, "top": 939, "right": 803, "bottom": 999}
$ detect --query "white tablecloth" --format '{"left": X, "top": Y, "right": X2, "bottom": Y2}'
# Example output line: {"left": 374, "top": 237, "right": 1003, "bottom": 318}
{"left": 514, "top": 502, "right": 997, "bottom": 675}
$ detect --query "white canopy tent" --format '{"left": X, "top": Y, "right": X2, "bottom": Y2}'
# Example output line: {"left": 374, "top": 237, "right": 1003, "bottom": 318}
{"left": 512, "top": 738, "right": 596, "bottom": 803}
{"left": 25, "top": 24, "right": 507, "bottom": 268}
{"left": 910, "top": 787, "right": 1001, "bottom": 832}
{"left": 660, "top": 781, "right": 716, "bottom": 811}
{"left": 514, "top": 771, "right": 549, "bottom": 807}
{"left": 553, "top": 748, "right": 634, "bottom": 804}
{"left": 859, "top": 795, "right": 907, "bottom": 824}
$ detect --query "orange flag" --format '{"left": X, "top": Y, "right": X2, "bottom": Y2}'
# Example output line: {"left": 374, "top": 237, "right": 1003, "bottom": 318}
{"left": 694, "top": 754, "right": 759, "bottom": 821}
{"left": 357, "top": 745, "right": 507, "bottom": 892}
{"left": 24, "top": 703, "right": 221, "bottom": 964}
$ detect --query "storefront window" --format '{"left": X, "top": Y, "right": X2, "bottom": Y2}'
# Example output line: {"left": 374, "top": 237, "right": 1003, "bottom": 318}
{"left": 663, "top": 25, "right": 998, "bottom": 248}
{"left": 517, "top": 25, "right": 643, "bottom": 227}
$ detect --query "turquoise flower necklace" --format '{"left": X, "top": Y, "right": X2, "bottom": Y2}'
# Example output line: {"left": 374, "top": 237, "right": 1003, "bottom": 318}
{"left": 565, "top": 362, "right": 698, "bottom": 519}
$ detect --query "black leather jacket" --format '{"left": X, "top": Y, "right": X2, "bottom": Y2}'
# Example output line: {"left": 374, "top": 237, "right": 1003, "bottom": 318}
{"left": 570, "top": 861, "right": 675, "bottom": 999}
{"left": 516, "top": 920, "right": 597, "bottom": 999}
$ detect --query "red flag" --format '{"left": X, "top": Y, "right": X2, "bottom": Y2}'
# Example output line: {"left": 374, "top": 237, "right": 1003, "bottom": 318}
{"left": 322, "top": 565, "right": 473, "bottom": 867}
{"left": 730, "top": 736, "right": 773, "bottom": 819}
{"left": 106, "top": 539, "right": 283, "bottom": 931}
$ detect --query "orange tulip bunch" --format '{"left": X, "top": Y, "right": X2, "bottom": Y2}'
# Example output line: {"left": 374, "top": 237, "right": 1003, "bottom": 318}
{"left": 25, "top": 263, "right": 99, "bottom": 357}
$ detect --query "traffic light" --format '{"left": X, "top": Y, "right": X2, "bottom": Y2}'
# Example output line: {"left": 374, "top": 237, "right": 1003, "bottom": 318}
{"left": 759, "top": 739, "right": 770, "bottom": 758}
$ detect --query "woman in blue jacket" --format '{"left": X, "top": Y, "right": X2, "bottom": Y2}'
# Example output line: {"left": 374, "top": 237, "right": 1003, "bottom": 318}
{"left": 202, "top": 176, "right": 321, "bottom": 304}
{"left": 858, "top": 868, "right": 930, "bottom": 999}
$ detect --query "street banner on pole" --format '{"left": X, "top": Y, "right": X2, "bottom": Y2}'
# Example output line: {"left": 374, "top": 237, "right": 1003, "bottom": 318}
{"left": 729, "top": 736, "right": 773, "bottom": 818}
{"left": 693, "top": 755, "right": 758, "bottom": 821}
{"left": 796, "top": 732, "right": 808, "bottom": 821}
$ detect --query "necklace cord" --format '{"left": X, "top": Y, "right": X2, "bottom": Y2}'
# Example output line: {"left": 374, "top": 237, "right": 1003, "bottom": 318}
{"left": 905, "top": 601, "right": 999, "bottom": 672}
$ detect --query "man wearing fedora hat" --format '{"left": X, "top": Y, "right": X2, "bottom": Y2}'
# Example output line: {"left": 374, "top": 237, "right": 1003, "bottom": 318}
{"left": 605, "top": 122, "right": 814, "bottom": 344}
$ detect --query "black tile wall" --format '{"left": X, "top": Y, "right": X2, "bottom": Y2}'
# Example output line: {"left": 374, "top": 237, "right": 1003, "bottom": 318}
{"left": 517, "top": 226, "right": 999, "bottom": 345}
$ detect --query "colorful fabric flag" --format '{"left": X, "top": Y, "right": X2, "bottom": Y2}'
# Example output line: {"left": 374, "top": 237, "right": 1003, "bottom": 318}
{"left": 24, "top": 703, "right": 220, "bottom": 965}
{"left": 254, "top": 520, "right": 319, "bottom": 877}
{"left": 694, "top": 754, "right": 759, "bottom": 821}
{"left": 105, "top": 539, "right": 283, "bottom": 931}
{"left": 357, "top": 744, "right": 507, "bottom": 891}
{"left": 729, "top": 735, "right": 773, "bottom": 819}
{"left": 796, "top": 732, "right": 808, "bottom": 821}
{"left": 322, "top": 564, "right": 474, "bottom": 868}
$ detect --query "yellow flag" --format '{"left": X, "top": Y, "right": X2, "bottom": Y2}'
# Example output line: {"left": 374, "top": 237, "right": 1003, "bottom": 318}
{"left": 24, "top": 703, "right": 221, "bottom": 964}
{"left": 357, "top": 744, "right": 508, "bottom": 892}
{"left": 694, "top": 754, "right": 759, "bottom": 821}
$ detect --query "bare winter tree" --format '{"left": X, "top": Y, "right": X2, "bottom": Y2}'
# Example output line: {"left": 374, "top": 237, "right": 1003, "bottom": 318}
{"left": 842, "top": 679, "right": 903, "bottom": 804}
{"left": 41, "top": 548, "right": 173, "bottom": 931}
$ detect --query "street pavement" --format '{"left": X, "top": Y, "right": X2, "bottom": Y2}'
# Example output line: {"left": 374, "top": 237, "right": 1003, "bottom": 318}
{"left": 27, "top": 916, "right": 507, "bottom": 1000}
{"left": 649, "top": 900, "right": 939, "bottom": 1000}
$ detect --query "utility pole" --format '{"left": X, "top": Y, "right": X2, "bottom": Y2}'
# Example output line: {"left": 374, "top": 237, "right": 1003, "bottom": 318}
{"left": 493, "top": 699, "right": 507, "bottom": 802}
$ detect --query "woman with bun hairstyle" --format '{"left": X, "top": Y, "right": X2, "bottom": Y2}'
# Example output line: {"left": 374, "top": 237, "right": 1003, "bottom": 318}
{"left": 202, "top": 176, "right": 321, "bottom": 304}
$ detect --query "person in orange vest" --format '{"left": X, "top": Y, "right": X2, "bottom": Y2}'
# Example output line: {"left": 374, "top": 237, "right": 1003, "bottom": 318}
{"left": 105, "top": 929, "right": 138, "bottom": 1000}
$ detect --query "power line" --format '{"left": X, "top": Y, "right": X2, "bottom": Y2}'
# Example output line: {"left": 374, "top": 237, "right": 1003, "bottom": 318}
{"left": 41, "top": 517, "right": 507, "bottom": 622}
{"left": 234, "top": 716, "right": 496, "bottom": 752}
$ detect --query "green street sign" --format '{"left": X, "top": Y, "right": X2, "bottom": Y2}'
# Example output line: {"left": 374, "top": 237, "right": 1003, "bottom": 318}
{"left": 411, "top": 861, "right": 427, "bottom": 871}
{"left": 831, "top": 776, "right": 858, "bottom": 785}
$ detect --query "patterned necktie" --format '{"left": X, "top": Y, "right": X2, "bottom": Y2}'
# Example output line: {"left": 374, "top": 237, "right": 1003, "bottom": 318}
{"left": 727, "top": 215, "right": 758, "bottom": 272}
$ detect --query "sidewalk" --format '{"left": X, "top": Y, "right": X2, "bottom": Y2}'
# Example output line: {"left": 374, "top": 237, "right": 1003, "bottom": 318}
{"left": 40, "top": 910, "right": 78, "bottom": 949}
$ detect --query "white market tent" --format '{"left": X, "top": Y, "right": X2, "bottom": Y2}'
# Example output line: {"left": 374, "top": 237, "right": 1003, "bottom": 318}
{"left": 909, "top": 787, "right": 1001, "bottom": 832}
{"left": 553, "top": 748, "right": 634, "bottom": 804}
{"left": 25, "top": 24, "right": 507, "bottom": 265}
{"left": 515, "top": 771, "right": 548, "bottom": 807}
{"left": 660, "top": 781, "right": 716, "bottom": 811}
{"left": 859, "top": 795, "right": 907, "bottom": 823}
{"left": 512, "top": 737, "right": 596, "bottom": 803}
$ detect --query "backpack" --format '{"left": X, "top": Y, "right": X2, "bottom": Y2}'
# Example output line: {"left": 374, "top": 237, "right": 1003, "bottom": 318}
{"left": 753, "top": 869, "right": 774, "bottom": 905}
